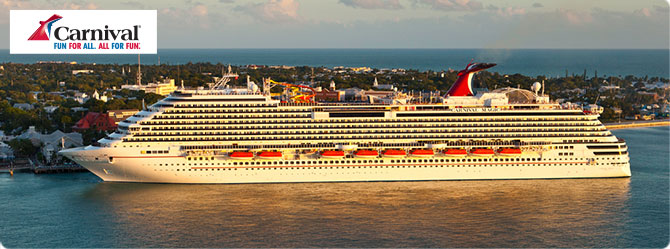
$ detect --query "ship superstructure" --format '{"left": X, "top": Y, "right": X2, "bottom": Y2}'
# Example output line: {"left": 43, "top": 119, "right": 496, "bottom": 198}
{"left": 60, "top": 63, "right": 631, "bottom": 183}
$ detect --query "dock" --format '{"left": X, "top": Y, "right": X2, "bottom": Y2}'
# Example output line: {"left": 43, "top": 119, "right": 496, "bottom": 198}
{"left": 605, "top": 119, "right": 670, "bottom": 130}
{"left": 1, "top": 160, "right": 89, "bottom": 175}
{"left": 32, "top": 165, "right": 88, "bottom": 174}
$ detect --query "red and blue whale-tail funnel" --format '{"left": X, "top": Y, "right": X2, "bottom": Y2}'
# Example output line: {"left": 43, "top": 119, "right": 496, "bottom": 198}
{"left": 445, "top": 62, "right": 496, "bottom": 96}
{"left": 28, "top": 14, "right": 63, "bottom": 41}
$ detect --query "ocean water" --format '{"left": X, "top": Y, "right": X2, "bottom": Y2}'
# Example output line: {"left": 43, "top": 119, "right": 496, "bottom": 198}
{"left": 0, "top": 126, "right": 667, "bottom": 248}
{"left": 1, "top": 49, "right": 668, "bottom": 78}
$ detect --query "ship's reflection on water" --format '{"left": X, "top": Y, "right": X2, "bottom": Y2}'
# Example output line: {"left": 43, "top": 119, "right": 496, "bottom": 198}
{"left": 83, "top": 178, "right": 632, "bottom": 247}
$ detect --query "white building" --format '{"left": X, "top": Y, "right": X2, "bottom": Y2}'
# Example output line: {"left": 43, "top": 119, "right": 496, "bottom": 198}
{"left": 372, "top": 77, "right": 395, "bottom": 90}
{"left": 73, "top": 92, "right": 89, "bottom": 104}
{"left": 0, "top": 130, "right": 14, "bottom": 142}
{"left": 43, "top": 106, "right": 59, "bottom": 113}
{"left": 91, "top": 90, "right": 108, "bottom": 102}
{"left": 13, "top": 103, "right": 34, "bottom": 111}
{"left": 0, "top": 141, "right": 14, "bottom": 160}
{"left": 72, "top": 69, "right": 94, "bottom": 75}
{"left": 17, "top": 126, "right": 83, "bottom": 163}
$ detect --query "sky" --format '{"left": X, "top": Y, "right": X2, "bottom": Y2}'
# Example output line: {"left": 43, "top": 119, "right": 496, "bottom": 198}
{"left": 0, "top": 0, "right": 668, "bottom": 49}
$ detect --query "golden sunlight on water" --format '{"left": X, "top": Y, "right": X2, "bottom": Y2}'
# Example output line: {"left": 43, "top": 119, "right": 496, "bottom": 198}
{"left": 81, "top": 178, "right": 631, "bottom": 247}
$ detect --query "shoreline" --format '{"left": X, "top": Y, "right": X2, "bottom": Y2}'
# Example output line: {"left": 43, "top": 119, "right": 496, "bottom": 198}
{"left": 604, "top": 119, "right": 670, "bottom": 130}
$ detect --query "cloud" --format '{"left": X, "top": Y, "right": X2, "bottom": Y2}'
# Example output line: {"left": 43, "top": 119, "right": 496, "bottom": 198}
{"left": 41, "top": 0, "right": 99, "bottom": 10}
{"left": 66, "top": 2, "right": 98, "bottom": 9}
{"left": 531, "top": 2, "right": 543, "bottom": 8}
{"left": 654, "top": 5, "right": 669, "bottom": 13}
{"left": 121, "top": 1, "right": 145, "bottom": 9}
{"left": 556, "top": 8, "right": 592, "bottom": 24}
{"left": 419, "top": 0, "right": 483, "bottom": 11}
{"left": 157, "top": 2, "right": 224, "bottom": 31}
{"left": 235, "top": 0, "right": 300, "bottom": 23}
{"left": 482, "top": 6, "right": 668, "bottom": 49}
{"left": 634, "top": 7, "right": 652, "bottom": 17}
{"left": 1, "top": 0, "right": 31, "bottom": 8}
{"left": 496, "top": 6, "right": 526, "bottom": 17}
{"left": 339, "top": 0, "right": 403, "bottom": 10}
{"left": 458, "top": 4, "right": 526, "bottom": 19}
{"left": 191, "top": 3, "right": 208, "bottom": 16}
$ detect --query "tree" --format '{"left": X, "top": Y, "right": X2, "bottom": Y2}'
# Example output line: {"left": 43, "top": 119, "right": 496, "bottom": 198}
{"left": 8, "top": 139, "right": 39, "bottom": 157}
{"left": 634, "top": 82, "right": 645, "bottom": 89}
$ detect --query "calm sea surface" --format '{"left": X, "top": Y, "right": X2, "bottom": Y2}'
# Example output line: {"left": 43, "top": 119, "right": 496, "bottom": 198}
{"left": 1, "top": 49, "right": 668, "bottom": 78}
{"left": 0, "top": 126, "right": 668, "bottom": 248}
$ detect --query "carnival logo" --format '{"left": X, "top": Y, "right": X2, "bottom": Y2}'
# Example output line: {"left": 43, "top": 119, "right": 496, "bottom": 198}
{"left": 28, "top": 14, "right": 62, "bottom": 41}
{"left": 11, "top": 10, "right": 157, "bottom": 54}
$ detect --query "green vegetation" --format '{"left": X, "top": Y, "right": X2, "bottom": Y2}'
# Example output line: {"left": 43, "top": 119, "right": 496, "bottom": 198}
{"left": 0, "top": 62, "right": 667, "bottom": 139}
{"left": 7, "top": 139, "right": 39, "bottom": 157}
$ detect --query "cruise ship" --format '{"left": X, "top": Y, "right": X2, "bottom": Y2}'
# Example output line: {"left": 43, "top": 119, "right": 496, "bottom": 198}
{"left": 60, "top": 62, "right": 631, "bottom": 183}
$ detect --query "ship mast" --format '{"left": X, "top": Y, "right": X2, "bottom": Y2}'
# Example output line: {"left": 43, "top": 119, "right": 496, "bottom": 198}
{"left": 211, "top": 64, "right": 239, "bottom": 89}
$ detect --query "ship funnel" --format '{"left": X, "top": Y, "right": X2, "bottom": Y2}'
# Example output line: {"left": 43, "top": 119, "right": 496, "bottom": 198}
{"left": 445, "top": 62, "right": 496, "bottom": 97}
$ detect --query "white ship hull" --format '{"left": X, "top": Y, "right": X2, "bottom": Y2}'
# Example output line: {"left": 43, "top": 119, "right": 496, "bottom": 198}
{"left": 61, "top": 146, "right": 631, "bottom": 184}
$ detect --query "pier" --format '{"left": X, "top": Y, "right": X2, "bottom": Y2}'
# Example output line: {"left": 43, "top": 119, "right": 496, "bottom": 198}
{"left": 605, "top": 119, "right": 670, "bottom": 130}
{"left": 1, "top": 158, "right": 88, "bottom": 175}
{"left": 32, "top": 165, "right": 88, "bottom": 174}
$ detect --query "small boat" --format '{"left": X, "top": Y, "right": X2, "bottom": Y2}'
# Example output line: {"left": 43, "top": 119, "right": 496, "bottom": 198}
{"left": 498, "top": 148, "right": 522, "bottom": 156}
{"left": 355, "top": 150, "right": 379, "bottom": 158}
{"left": 258, "top": 151, "right": 282, "bottom": 160}
{"left": 471, "top": 148, "right": 495, "bottom": 156}
{"left": 444, "top": 148, "right": 467, "bottom": 156}
{"left": 410, "top": 149, "right": 434, "bottom": 157}
{"left": 383, "top": 149, "right": 406, "bottom": 157}
{"left": 229, "top": 151, "right": 254, "bottom": 160}
{"left": 321, "top": 150, "right": 345, "bottom": 158}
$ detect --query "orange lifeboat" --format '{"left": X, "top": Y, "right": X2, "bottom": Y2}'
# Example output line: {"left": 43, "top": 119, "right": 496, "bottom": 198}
{"left": 229, "top": 151, "right": 254, "bottom": 160}
{"left": 383, "top": 149, "right": 406, "bottom": 157}
{"left": 444, "top": 148, "right": 467, "bottom": 157}
{"left": 498, "top": 148, "right": 522, "bottom": 156}
{"left": 410, "top": 149, "right": 434, "bottom": 157}
{"left": 321, "top": 150, "right": 345, "bottom": 158}
{"left": 471, "top": 148, "right": 495, "bottom": 156}
{"left": 355, "top": 150, "right": 379, "bottom": 158}
{"left": 258, "top": 151, "right": 282, "bottom": 160}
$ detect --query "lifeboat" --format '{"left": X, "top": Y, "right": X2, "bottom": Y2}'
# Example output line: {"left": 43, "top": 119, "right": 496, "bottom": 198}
{"left": 321, "top": 150, "right": 345, "bottom": 158}
{"left": 258, "top": 151, "right": 282, "bottom": 160}
{"left": 355, "top": 150, "right": 379, "bottom": 158}
{"left": 410, "top": 149, "right": 434, "bottom": 157}
{"left": 471, "top": 148, "right": 495, "bottom": 157}
{"left": 229, "top": 151, "right": 254, "bottom": 160}
{"left": 444, "top": 148, "right": 467, "bottom": 156}
{"left": 498, "top": 148, "right": 522, "bottom": 156}
{"left": 383, "top": 149, "right": 406, "bottom": 157}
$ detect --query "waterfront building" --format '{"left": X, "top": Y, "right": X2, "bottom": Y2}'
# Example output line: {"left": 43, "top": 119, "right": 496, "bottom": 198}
{"left": 16, "top": 127, "right": 83, "bottom": 163}
{"left": 72, "top": 112, "right": 117, "bottom": 132}
{"left": 0, "top": 142, "right": 14, "bottom": 160}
